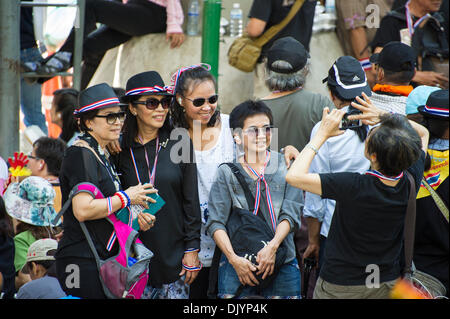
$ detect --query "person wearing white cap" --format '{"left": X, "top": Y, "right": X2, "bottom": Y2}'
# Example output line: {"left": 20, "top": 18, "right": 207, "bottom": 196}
{"left": 16, "top": 239, "right": 67, "bottom": 299}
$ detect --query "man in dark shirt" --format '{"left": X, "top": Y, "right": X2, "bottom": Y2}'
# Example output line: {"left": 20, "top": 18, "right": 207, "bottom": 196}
{"left": 247, "top": 0, "right": 317, "bottom": 98}
{"left": 371, "top": 0, "right": 449, "bottom": 88}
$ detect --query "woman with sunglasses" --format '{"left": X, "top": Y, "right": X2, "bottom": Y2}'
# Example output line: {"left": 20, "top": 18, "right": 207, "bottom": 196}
{"left": 114, "top": 71, "right": 202, "bottom": 299}
{"left": 55, "top": 83, "right": 157, "bottom": 299}
{"left": 170, "top": 64, "right": 300, "bottom": 299}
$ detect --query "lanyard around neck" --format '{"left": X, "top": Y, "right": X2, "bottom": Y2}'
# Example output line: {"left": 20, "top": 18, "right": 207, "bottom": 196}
{"left": 244, "top": 150, "right": 277, "bottom": 232}
{"left": 129, "top": 136, "right": 161, "bottom": 185}
{"left": 405, "top": 0, "right": 432, "bottom": 37}
{"left": 366, "top": 169, "right": 404, "bottom": 181}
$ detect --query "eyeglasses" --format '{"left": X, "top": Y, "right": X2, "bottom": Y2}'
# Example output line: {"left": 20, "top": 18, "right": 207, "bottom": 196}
{"left": 133, "top": 97, "right": 172, "bottom": 110}
{"left": 94, "top": 111, "right": 126, "bottom": 125}
{"left": 243, "top": 125, "right": 274, "bottom": 138}
{"left": 27, "top": 154, "right": 41, "bottom": 160}
{"left": 183, "top": 94, "right": 218, "bottom": 107}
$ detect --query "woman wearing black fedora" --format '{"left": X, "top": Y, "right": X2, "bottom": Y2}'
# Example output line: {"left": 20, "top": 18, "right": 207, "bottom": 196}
{"left": 55, "top": 83, "right": 157, "bottom": 299}
{"left": 413, "top": 89, "right": 449, "bottom": 296}
{"left": 114, "top": 71, "right": 202, "bottom": 299}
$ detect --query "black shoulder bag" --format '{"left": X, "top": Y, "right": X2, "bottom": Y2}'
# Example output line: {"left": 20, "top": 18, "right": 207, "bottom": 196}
{"left": 207, "top": 163, "right": 287, "bottom": 298}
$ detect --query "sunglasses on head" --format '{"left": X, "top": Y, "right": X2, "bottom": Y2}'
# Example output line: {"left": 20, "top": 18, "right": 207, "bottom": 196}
{"left": 133, "top": 97, "right": 172, "bottom": 110}
{"left": 95, "top": 111, "right": 126, "bottom": 125}
{"left": 243, "top": 125, "right": 274, "bottom": 138}
{"left": 183, "top": 94, "right": 218, "bottom": 107}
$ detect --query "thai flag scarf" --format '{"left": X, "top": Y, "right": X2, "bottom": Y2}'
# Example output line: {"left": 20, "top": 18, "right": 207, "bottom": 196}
{"left": 365, "top": 169, "right": 404, "bottom": 181}
{"left": 244, "top": 150, "right": 277, "bottom": 232}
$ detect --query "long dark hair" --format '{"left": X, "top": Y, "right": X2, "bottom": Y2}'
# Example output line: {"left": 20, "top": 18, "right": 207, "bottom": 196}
{"left": 121, "top": 95, "right": 172, "bottom": 149}
{"left": 0, "top": 196, "right": 13, "bottom": 237}
{"left": 170, "top": 66, "right": 220, "bottom": 129}
{"left": 52, "top": 88, "right": 80, "bottom": 143}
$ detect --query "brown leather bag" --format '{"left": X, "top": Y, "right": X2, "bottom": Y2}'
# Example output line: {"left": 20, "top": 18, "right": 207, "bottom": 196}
{"left": 227, "top": 0, "right": 305, "bottom": 73}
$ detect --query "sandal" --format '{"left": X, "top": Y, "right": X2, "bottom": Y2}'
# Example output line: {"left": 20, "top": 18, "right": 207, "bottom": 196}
{"left": 36, "top": 51, "right": 72, "bottom": 75}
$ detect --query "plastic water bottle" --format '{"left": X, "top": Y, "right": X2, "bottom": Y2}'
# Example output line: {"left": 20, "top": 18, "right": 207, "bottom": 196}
{"left": 187, "top": 0, "right": 200, "bottom": 36}
{"left": 229, "top": 3, "right": 243, "bottom": 37}
{"left": 325, "top": 0, "right": 335, "bottom": 14}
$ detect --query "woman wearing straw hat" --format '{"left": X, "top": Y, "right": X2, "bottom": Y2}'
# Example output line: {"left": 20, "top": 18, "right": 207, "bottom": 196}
{"left": 114, "top": 71, "right": 202, "bottom": 299}
{"left": 55, "top": 83, "right": 157, "bottom": 299}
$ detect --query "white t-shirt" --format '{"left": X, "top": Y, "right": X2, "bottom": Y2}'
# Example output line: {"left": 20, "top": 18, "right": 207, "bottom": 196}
{"left": 194, "top": 114, "right": 235, "bottom": 267}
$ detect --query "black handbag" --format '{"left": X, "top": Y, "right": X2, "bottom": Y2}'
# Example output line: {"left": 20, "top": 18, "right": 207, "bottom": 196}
{"left": 208, "top": 163, "right": 287, "bottom": 298}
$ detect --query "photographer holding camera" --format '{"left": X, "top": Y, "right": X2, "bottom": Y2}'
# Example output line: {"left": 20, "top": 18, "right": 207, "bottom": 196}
{"left": 287, "top": 92, "right": 429, "bottom": 299}
{"left": 302, "top": 56, "right": 372, "bottom": 292}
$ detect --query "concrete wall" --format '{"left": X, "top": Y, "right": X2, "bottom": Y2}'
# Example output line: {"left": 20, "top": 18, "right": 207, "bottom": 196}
{"left": 89, "top": 1, "right": 344, "bottom": 114}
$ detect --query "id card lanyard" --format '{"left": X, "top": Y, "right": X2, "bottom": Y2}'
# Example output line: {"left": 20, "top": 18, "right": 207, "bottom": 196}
{"left": 405, "top": 0, "right": 431, "bottom": 37}
{"left": 129, "top": 136, "right": 161, "bottom": 185}
{"left": 244, "top": 150, "right": 277, "bottom": 232}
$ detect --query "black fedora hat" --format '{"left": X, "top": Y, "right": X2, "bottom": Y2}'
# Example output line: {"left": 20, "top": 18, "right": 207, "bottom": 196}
{"left": 121, "top": 71, "right": 173, "bottom": 103}
{"left": 418, "top": 89, "right": 449, "bottom": 119}
{"left": 74, "top": 83, "right": 121, "bottom": 116}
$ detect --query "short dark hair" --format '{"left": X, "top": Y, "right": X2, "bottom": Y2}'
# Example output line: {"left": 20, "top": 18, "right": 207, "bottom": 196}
{"left": 367, "top": 114, "right": 422, "bottom": 176}
{"left": 77, "top": 109, "right": 98, "bottom": 133}
{"left": 171, "top": 66, "right": 219, "bottom": 129}
{"left": 383, "top": 67, "right": 415, "bottom": 85}
{"left": 33, "top": 137, "right": 67, "bottom": 177}
{"left": 229, "top": 100, "right": 274, "bottom": 131}
{"left": 53, "top": 88, "right": 80, "bottom": 143}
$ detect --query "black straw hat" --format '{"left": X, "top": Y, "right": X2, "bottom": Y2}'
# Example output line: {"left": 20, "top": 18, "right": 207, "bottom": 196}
{"left": 121, "top": 71, "right": 173, "bottom": 103}
{"left": 418, "top": 89, "right": 449, "bottom": 119}
{"left": 74, "top": 83, "right": 121, "bottom": 116}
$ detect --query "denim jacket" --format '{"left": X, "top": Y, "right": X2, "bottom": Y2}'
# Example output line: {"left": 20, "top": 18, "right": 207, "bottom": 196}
{"left": 206, "top": 151, "right": 303, "bottom": 263}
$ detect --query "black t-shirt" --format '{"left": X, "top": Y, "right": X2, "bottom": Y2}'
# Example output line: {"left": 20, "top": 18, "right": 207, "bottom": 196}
{"left": 114, "top": 129, "right": 201, "bottom": 286}
{"left": 248, "top": 0, "right": 316, "bottom": 56}
{"left": 319, "top": 151, "right": 426, "bottom": 286}
{"left": 56, "top": 146, "right": 119, "bottom": 260}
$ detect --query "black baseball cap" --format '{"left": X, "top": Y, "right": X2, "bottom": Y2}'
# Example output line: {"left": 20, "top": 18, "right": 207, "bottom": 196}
{"left": 323, "top": 56, "right": 372, "bottom": 100}
{"left": 267, "top": 36, "right": 310, "bottom": 74}
{"left": 369, "top": 41, "right": 416, "bottom": 72}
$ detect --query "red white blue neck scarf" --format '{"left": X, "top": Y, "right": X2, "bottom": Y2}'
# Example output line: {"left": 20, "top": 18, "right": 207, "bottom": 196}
{"left": 366, "top": 169, "right": 404, "bottom": 181}
{"left": 405, "top": 0, "right": 432, "bottom": 37}
{"left": 244, "top": 151, "right": 277, "bottom": 232}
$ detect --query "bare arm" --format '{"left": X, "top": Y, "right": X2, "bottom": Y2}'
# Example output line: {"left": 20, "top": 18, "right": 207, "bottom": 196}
{"left": 286, "top": 108, "right": 346, "bottom": 195}
{"left": 246, "top": 17, "right": 266, "bottom": 37}
{"left": 213, "top": 229, "right": 259, "bottom": 286}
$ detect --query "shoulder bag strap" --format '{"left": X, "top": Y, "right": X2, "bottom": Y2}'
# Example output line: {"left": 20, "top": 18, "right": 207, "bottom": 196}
{"left": 253, "top": 0, "right": 305, "bottom": 48}
{"left": 403, "top": 172, "right": 417, "bottom": 278}
{"left": 421, "top": 177, "right": 449, "bottom": 223}
{"left": 222, "top": 163, "right": 256, "bottom": 209}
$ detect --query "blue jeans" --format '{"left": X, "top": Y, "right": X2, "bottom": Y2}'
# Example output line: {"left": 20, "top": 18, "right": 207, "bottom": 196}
{"left": 218, "top": 254, "right": 301, "bottom": 299}
{"left": 20, "top": 47, "right": 47, "bottom": 134}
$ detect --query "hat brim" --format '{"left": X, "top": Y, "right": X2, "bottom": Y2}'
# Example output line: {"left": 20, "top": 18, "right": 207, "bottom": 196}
{"left": 120, "top": 92, "right": 174, "bottom": 103}
{"left": 4, "top": 183, "right": 60, "bottom": 227}
{"left": 417, "top": 105, "right": 449, "bottom": 119}
{"left": 335, "top": 83, "right": 373, "bottom": 101}
{"left": 369, "top": 53, "right": 380, "bottom": 64}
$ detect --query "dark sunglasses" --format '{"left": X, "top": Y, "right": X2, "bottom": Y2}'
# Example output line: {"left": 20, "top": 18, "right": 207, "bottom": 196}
{"left": 133, "top": 97, "right": 172, "bottom": 110}
{"left": 243, "top": 125, "right": 274, "bottom": 138}
{"left": 95, "top": 111, "right": 126, "bottom": 125}
{"left": 183, "top": 94, "right": 218, "bottom": 107}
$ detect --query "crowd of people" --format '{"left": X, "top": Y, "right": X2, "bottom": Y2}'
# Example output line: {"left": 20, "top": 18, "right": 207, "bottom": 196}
{"left": 0, "top": 0, "right": 448, "bottom": 300}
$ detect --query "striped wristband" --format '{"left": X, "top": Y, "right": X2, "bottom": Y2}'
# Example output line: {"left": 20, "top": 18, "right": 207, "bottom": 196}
{"left": 106, "top": 197, "right": 114, "bottom": 216}
{"left": 114, "top": 192, "right": 127, "bottom": 209}
{"left": 119, "top": 191, "right": 131, "bottom": 207}
{"left": 183, "top": 261, "right": 203, "bottom": 272}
